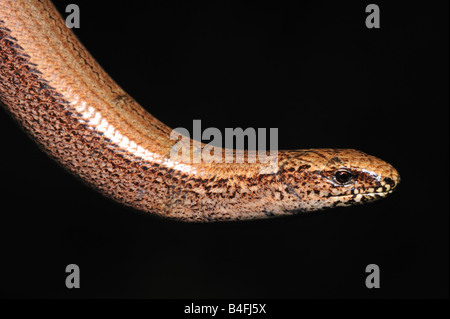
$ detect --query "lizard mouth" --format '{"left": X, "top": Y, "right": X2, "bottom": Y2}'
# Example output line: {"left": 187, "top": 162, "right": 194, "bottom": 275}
{"left": 330, "top": 180, "right": 398, "bottom": 199}
{"left": 330, "top": 190, "right": 394, "bottom": 202}
{"left": 331, "top": 191, "right": 391, "bottom": 197}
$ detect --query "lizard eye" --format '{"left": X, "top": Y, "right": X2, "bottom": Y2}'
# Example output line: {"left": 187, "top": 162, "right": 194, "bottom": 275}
{"left": 334, "top": 169, "right": 354, "bottom": 185}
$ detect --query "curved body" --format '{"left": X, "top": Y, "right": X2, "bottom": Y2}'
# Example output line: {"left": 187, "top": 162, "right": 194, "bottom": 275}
{"left": 0, "top": 0, "right": 399, "bottom": 221}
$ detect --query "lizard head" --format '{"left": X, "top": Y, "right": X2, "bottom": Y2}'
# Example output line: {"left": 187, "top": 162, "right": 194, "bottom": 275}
{"left": 279, "top": 149, "right": 400, "bottom": 212}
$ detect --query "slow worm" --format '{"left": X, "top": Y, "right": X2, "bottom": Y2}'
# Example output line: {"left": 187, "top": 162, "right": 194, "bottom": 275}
{"left": 0, "top": 0, "right": 400, "bottom": 222}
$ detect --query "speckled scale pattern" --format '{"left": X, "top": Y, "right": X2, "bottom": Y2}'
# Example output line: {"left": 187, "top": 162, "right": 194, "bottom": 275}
{"left": 0, "top": 0, "right": 400, "bottom": 222}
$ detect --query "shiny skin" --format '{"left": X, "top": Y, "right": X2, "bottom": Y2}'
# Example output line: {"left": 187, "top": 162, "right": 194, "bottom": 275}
{"left": 0, "top": 0, "right": 400, "bottom": 222}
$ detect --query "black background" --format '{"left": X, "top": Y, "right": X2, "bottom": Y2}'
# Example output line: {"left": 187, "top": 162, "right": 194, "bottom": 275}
{"left": 0, "top": 0, "right": 448, "bottom": 299}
